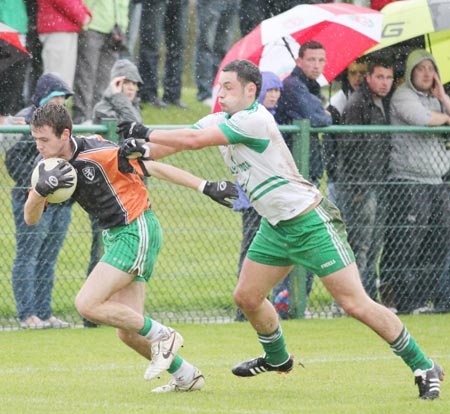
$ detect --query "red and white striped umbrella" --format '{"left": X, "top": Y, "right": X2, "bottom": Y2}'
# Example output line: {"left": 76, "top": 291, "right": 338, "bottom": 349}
{"left": 212, "top": 2, "right": 383, "bottom": 112}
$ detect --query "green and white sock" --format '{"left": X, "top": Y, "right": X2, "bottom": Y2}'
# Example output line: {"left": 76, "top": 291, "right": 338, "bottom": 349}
{"left": 390, "top": 326, "right": 432, "bottom": 372}
{"left": 138, "top": 317, "right": 169, "bottom": 342}
{"left": 138, "top": 316, "right": 152, "bottom": 336}
{"left": 170, "top": 357, "right": 195, "bottom": 384}
{"left": 258, "top": 325, "right": 290, "bottom": 366}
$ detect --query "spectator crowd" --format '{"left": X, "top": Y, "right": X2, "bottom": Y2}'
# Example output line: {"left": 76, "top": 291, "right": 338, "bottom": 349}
{"left": 0, "top": 0, "right": 449, "bottom": 328}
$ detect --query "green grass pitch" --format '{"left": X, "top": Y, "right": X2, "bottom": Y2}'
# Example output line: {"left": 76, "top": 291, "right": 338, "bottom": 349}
{"left": 0, "top": 315, "right": 449, "bottom": 414}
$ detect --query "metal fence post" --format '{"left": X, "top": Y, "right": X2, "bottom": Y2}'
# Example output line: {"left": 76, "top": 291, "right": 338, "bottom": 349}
{"left": 289, "top": 119, "right": 311, "bottom": 319}
{"left": 292, "top": 119, "right": 310, "bottom": 178}
{"left": 100, "top": 118, "right": 119, "bottom": 143}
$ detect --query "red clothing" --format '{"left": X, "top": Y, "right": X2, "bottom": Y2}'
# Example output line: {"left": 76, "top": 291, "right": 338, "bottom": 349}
{"left": 371, "top": 0, "right": 398, "bottom": 11}
{"left": 37, "top": 0, "right": 92, "bottom": 34}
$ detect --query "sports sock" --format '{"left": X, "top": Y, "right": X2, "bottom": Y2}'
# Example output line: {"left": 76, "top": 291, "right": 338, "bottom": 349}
{"left": 169, "top": 357, "right": 195, "bottom": 384}
{"left": 138, "top": 316, "right": 152, "bottom": 336}
{"left": 258, "top": 325, "right": 290, "bottom": 366}
{"left": 139, "top": 317, "right": 170, "bottom": 341}
{"left": 167, "top": 355, "right": 186, "bottom": 374}
{"left": 390, "top": 326, "right": 432, "bottom": 371}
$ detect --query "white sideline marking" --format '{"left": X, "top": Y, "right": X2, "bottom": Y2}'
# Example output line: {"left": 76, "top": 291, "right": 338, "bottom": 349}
{"left": 0, "top": 363, "right": 139, "bottom": 374}
{"left": 0, "top": 355, "right": 449, "bottom": 375}
{"left": 306, "top": 354, "right": 450, "bottom": 364}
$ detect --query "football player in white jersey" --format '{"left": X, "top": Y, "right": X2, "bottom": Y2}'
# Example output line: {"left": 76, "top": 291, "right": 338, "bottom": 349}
{"left": 117, "top": 60, "right": 444, "bottom": 400}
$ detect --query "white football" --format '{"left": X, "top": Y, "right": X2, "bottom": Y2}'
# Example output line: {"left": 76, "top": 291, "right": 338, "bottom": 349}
{"left": 31, "top": 157, "right": 77, "bottom": 203}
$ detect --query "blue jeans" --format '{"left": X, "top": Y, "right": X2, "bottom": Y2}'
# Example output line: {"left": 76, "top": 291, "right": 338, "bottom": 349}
{"left": 194, "top": 0, "right": 238, "bottom": 101}
{"left": 11, "top": 190, "right": 72, "bottom": 321}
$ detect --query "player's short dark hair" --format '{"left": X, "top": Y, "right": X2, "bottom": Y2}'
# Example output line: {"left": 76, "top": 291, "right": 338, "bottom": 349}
{"left": 222, "top": 60, "right": 262, "bottom": 99}
{"left": 31, "top": 103, "right": 72, "bottom": 137}
{"left": 298, "top": 41, "right": 325, "bottom": 58}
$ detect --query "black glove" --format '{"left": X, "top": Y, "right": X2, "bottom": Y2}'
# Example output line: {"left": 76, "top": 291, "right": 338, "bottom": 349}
{"left": 34, "top": 160, "right": 75, "bottom": 197}
{"left": 118, "top": 139, "right": 151, "bottom": 175}
{"left": 202, "top": 181, "right": 238, "bottom": 208}
{"left": 117, "top": 121, "right": 151, "bottom": 141}
{"left": 118, "top": 138, "right": 149, "bottom": 159}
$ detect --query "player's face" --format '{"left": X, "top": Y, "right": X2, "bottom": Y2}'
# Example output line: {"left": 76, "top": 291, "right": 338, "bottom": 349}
{"left": 366, "top": 66, "right": 394, "bottom": 98}
{"left": 217, "top": 71, "right": 256, "bottom": 115}
{"left": 122, "top": 80, "right": 138, "bottom": 101}
{"left": 297, "top": 48, "right": 326, "bottom": 80}
{"left": 262, "top": 88, "right": 281, "bottom": 110}
{"left": 31, "top": 125, "right": 70, "bottom": 159}
{"left": 412, "top": 59, "right": 436, "bottom": 93}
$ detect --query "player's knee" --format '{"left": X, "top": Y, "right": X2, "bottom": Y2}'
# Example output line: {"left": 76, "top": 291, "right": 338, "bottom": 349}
{"left": 340, "top": 300, "right": 359, "bottom": 317}
{"left": 75, "top": 294, "right": 95, "bottom": 320}
{"left": 340, "top": 296, "right": 371, "bottom": 318}
{"left": 233, "top": 288, "right": 263, "bottom": 312}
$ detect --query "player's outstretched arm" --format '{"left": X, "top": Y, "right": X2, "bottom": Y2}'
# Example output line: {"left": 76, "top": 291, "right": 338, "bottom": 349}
{"left": 145, "top": 160, "right": 202, "bottom": 189}
{"left": 117, "top": 121, "right": 229, "bottom": 152}
{"left": 149, "top": 126, "right": 229, "bottom": 151}
{"left": 145, "top": 160, "right": 238, "bottom": 208}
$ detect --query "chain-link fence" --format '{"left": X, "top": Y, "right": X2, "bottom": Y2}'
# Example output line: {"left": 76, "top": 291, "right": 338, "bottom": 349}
{"left": 0, "top": 122, "right": 449, "bottom": 330}
{"left": 321, "top": 123, "right": 450, "bottom": 317}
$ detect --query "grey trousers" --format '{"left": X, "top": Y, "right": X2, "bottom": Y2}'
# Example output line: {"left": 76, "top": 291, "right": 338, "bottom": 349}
{"left": 72, "top": 30, "right": 118, "bottom": 123}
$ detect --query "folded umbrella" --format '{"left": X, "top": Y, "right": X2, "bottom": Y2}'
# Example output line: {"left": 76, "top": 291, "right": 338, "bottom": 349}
{"left": 0, "top": 22, "right": 30, "bottom": 73}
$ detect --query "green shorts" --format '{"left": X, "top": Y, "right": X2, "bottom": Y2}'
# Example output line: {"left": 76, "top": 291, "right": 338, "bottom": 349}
{"left": 247, "top": 199, "right": 355, "bottom": 277}
{"left": 101, "top": 209, "right": 162, "bottom": 282}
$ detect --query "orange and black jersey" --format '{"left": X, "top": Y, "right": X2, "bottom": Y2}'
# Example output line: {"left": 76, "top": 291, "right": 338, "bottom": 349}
{"left": 69, "top": 135, "right": 150, "bottom": 229}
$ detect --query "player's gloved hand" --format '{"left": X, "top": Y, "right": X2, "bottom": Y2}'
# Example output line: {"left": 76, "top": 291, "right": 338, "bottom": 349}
{"left": 34, "top": 160, "right": 75, "bottom": 197}
{"left": 118, "top": 139, "right": 151, "bottom": 175}
{"left": 117, "top": 121, "right": 151, "bottom": 141}
{"left": 118, "top": 138, "right": 150, "bottom": 159}
{"left": 201, "top": 180, "right": 238, "bottom": 208}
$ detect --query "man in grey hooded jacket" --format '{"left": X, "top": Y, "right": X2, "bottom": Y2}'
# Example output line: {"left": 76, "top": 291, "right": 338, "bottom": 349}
{"left": 380, "top": 49, "right": 450, "bottom": 314}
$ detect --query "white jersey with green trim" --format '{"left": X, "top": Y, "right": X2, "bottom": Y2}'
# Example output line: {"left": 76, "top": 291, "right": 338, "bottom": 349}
{"left": 194, "top": 101, "right": 322, "bottom": 225}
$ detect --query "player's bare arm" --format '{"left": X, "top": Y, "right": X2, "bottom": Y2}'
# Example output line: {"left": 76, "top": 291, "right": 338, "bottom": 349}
{"left": 149, "top": 126, "right": 229, "bottom": 151}
{"left": 24, "top": 190, "right": 47, "bottom": 225}
{"left": 147, "top": 142, "right": 179, "bottom": 160}
{"left": 117, "top": 121, "right": 229, "bottom": 154}
{"left": 143, "top": 160, "right": 204, "bottom": 189}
